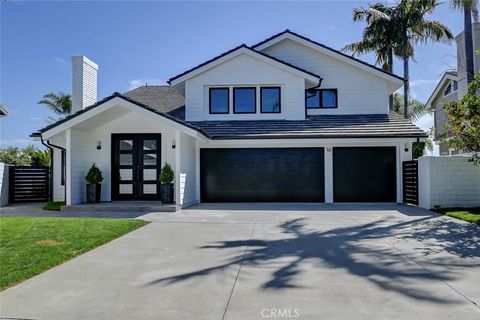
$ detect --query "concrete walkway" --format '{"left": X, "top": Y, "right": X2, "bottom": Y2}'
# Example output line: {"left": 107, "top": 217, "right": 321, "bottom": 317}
{"left": 0, "top": 202, "right": 148, "bottom": 218}
{"left": 1, "top": 203, "right": 479, "bottom": 319}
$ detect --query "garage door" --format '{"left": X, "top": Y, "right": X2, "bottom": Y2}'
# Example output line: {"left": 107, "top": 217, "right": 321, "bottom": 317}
{"left": 333, "top": 147, "right": 396, "bottom": 202}
{"left": 201, "top": 148, "right": 324, "bottom": 202}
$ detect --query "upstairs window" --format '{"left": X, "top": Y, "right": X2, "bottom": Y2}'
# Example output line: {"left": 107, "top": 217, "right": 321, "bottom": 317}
{"left": 209, "top": 88, "right": 229, "bottom": 114}
{"left": 306, "top": 89, "right": 338, "bottom": 109}
{"left": 260, "top": 87, "right": 281, "bottom": 113}
{"left": 453, "top": 80, "right": 458, "bottom": 92}
{"left": 443, "top": 83, "right": 452, "bottom": 96}
{"left": 234, "top": 87, "right": 256, "bottom": 113}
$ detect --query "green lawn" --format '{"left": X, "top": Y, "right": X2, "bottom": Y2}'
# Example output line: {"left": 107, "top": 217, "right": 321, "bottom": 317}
{"left": 43, "top": 201, "right": 65, "bottom": 211}
{"left": 0, "top": 216, "right": 148, "bottom": 290}
{"left": 433, "top": 208, "right": 480, "bottom": 225}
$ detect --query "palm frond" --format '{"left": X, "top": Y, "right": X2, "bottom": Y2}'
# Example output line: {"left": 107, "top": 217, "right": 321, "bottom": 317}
{"left": 413, "top": 19, "right": 454, "bottom": 43}
{"left": 451, "top": 0, "right": 478, "bottom": 11}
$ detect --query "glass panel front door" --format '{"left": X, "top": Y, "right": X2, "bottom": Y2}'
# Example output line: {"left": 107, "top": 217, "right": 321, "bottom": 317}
{"left": 112, "top": 134, "right": 162, "bottom": 200}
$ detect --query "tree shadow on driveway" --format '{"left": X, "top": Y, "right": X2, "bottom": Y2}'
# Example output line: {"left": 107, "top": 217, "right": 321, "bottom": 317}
{"left": 147, "top": 216, "right": 480, "bottom": 304}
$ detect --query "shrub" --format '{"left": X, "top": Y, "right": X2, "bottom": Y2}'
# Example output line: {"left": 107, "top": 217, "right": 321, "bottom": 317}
{"left": 159, "top": 163, "right": 174, "bottom": 184}
{"left": 85, "top": 164, "right": 103, "bottom": 184}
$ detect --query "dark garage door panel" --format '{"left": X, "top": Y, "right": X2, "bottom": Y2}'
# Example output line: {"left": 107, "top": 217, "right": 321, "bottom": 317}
{"left": 333, "top": 147, "right": 396, "bottom": 202}
{"left": 201, "top": 148, "right": 324, "bottom": 202}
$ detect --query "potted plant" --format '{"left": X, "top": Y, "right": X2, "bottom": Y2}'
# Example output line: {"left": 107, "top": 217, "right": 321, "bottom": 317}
{"left": 85, "top": 163, "right": 103, "bottom": 203}
{"left": 159, "top": 163, "right": 174, "bottom": 204}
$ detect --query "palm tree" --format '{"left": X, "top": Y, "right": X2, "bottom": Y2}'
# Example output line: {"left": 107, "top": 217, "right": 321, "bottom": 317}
{"left": 342, "top": 4, "right": 400, "bottom": 110}
{"left": 38, "top": 92, "right": 72, "bottom": 115}
{"left": 451, "top": 0, "right": 478, "bottom": 83}
{"left": 344, "top": 1, "right": 453, "bottom": 119}
{"left": 393, "top": 93, "right": 430, "bottom": 121}
{"left": 393, "top": 0, "right": 453, "bottom": 119}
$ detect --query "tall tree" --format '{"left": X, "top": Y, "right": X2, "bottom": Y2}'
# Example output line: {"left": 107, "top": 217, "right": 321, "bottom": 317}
{"left": 344, "top": 1, "right": 453, "bottom": 119}
{"left": 451, "top": 0, "right": 478, "bottom": 84}
{"left": 396, "top": 1, "right": 453, "bottom": 118}
{"left": 38, "top": 92, "right": 72, "bottom": 115}
{"left": 443, "top": 70, "right": 480, "bottom": 164}
{"left": 393, "top": 93, "right": 430, "bottom": 121}
{"left": 342, "top": 4, "right": 400, "bottom": 110}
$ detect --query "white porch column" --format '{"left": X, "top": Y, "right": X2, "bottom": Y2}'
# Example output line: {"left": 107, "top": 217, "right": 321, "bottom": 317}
{"left": 65, "top": 129, "right": 72, "bottom": 205}
{"left": 324, "top": 146, "right": 333, "bottom": 203}
{"left": 174, "top": 130, "right": 181, "bottom": 206}
{"left": 195, "top": 140, "right": 201, "bottom": 203}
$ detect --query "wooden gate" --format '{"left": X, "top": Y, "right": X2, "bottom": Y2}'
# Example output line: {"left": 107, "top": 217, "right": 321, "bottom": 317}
{"left": 402, "top": 160, "right": 418, "bottom": 205}
{"left": 9, "top": 166, "right": 50, "bottom": 203}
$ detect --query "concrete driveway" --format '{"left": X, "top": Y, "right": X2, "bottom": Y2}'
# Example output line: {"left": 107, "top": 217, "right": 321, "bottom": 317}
{"left": 1, "top": 203, "right": 479, "bottom": 320}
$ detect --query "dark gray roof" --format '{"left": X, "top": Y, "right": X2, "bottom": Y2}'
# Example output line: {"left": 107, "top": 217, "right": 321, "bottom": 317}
{"left": 33, "top": 88, "right": 425, "bottom": 140}
{"left": 124, "top": 85, "right": 185, "bottom": 117}
{"left": 189, "top": 112, "right": 427, "bottom": 139}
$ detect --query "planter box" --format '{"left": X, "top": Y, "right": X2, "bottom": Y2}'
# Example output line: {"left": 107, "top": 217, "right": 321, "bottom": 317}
{"left": 160, "top": 183, "right": 173, "bottom": 204}
{"left": 86, "top": 183, "right": 101, "bottom": 203}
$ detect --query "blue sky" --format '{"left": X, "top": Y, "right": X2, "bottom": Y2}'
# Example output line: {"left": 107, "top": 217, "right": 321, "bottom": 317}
{"left": 0, "top": 1, "right": 462, "bottom": 150}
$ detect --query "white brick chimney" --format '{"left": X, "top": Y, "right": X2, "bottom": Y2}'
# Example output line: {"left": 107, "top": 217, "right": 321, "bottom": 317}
{"left": 71, "top": 56, "right": 98, "bottom": 113}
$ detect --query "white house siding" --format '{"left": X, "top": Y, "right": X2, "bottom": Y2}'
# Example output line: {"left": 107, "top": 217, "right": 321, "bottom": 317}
{"left": 66, "top": 111, "right": 178, "bottom": 204}
{"left": 260, "top": 39, "right": 390, "bottom": 115}
{"left": 52, "top": 148, "right": 65, "bottom": 202}
{"left": 69, "top": 128, "right": 97, "bottom": 204}
{"left": 185, "top": 53, "right": 306, "bottom": 121}
{"left": 198, "top": 138, "right": 415, "bottom": 203}
{"left": 419, "top": 156, "right": 480, "bottom": 209}
{"left": 48, "top": 134, "right": 66, "bottom": 202}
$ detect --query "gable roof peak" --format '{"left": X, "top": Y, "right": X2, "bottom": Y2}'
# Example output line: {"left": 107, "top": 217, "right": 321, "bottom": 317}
{"left": 252, "top": 29, "right": 404, "bottom": 82}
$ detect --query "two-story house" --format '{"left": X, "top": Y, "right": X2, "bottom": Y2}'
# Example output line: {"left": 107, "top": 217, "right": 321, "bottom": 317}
{"left": 32, "top": 30, "right": 426, "bottom": 207}
{"left": 426, "top": 23, "right": 480, "bottom": 155}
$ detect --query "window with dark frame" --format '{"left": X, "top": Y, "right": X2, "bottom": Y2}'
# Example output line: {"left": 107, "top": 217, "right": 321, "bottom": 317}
{"left": 305, "top": 89, "right": 338, "bottom": 109}
{"left": 260, "top": 87, "right": 281, "bottom": 113}
{"left": 209, "top": 88, "right": 229, "bottom": 114}
{"left": 444, "top": 83, "right": 452, "bottom": 96}
{"left": 233, "top": 87, "right": 256, "bottom": 113}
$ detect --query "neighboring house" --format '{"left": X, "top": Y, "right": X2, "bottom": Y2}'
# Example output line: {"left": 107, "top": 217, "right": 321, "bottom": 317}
{"left": 31, "top": 30, "right": 426, "bottom": 207}
{"left": 0, "top": 104, "right": 9, "bottom": 117}
{"left": 427, "top": 23, "right": 480, "bottom": 155}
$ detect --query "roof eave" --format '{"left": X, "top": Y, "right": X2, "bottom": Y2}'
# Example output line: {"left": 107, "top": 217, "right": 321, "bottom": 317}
{"left": 168, "top": 45, "right": 322, "bottom": 86}
{"left": 33, "top": 93, "right": 210, "bottom": 140}
{"left": 425, "top": 71, "right": 459, "bottom": 109}
{"left": 252, "top": 30, "right": 405, "bottom": 84}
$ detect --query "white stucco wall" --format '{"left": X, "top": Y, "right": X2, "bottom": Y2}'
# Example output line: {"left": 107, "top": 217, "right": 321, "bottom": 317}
{"left": 185, "top": 53, "right": 306, "bottom": 121}
{"left": 0, "top": 163, "right": 9, "bottom": 206}
{"left": 419, "top": 156, "right": 480, "bottom": 209}
{"left": 261, "top": 39, "right": 390, "bottom": 115}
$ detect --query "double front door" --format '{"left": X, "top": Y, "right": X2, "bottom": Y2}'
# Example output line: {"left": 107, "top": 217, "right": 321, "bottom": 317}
{"left": 112, "top": 134, "right": 162, "bottom": 200}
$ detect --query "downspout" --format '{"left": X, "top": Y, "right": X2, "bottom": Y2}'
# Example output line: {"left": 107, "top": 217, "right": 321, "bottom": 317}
{"left": 305, "top": 78, "right": 323, "bottom": 119}
{"left": 43, "top": 138, "right": 67, "bottom": 204}
{"left": 40, "top": 137, "right": 54, "bottom": 202}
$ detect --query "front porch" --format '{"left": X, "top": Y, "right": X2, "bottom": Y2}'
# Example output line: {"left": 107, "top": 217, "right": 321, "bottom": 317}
{"left": 39, "top": 95, "right": 201, "bottom": 207}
